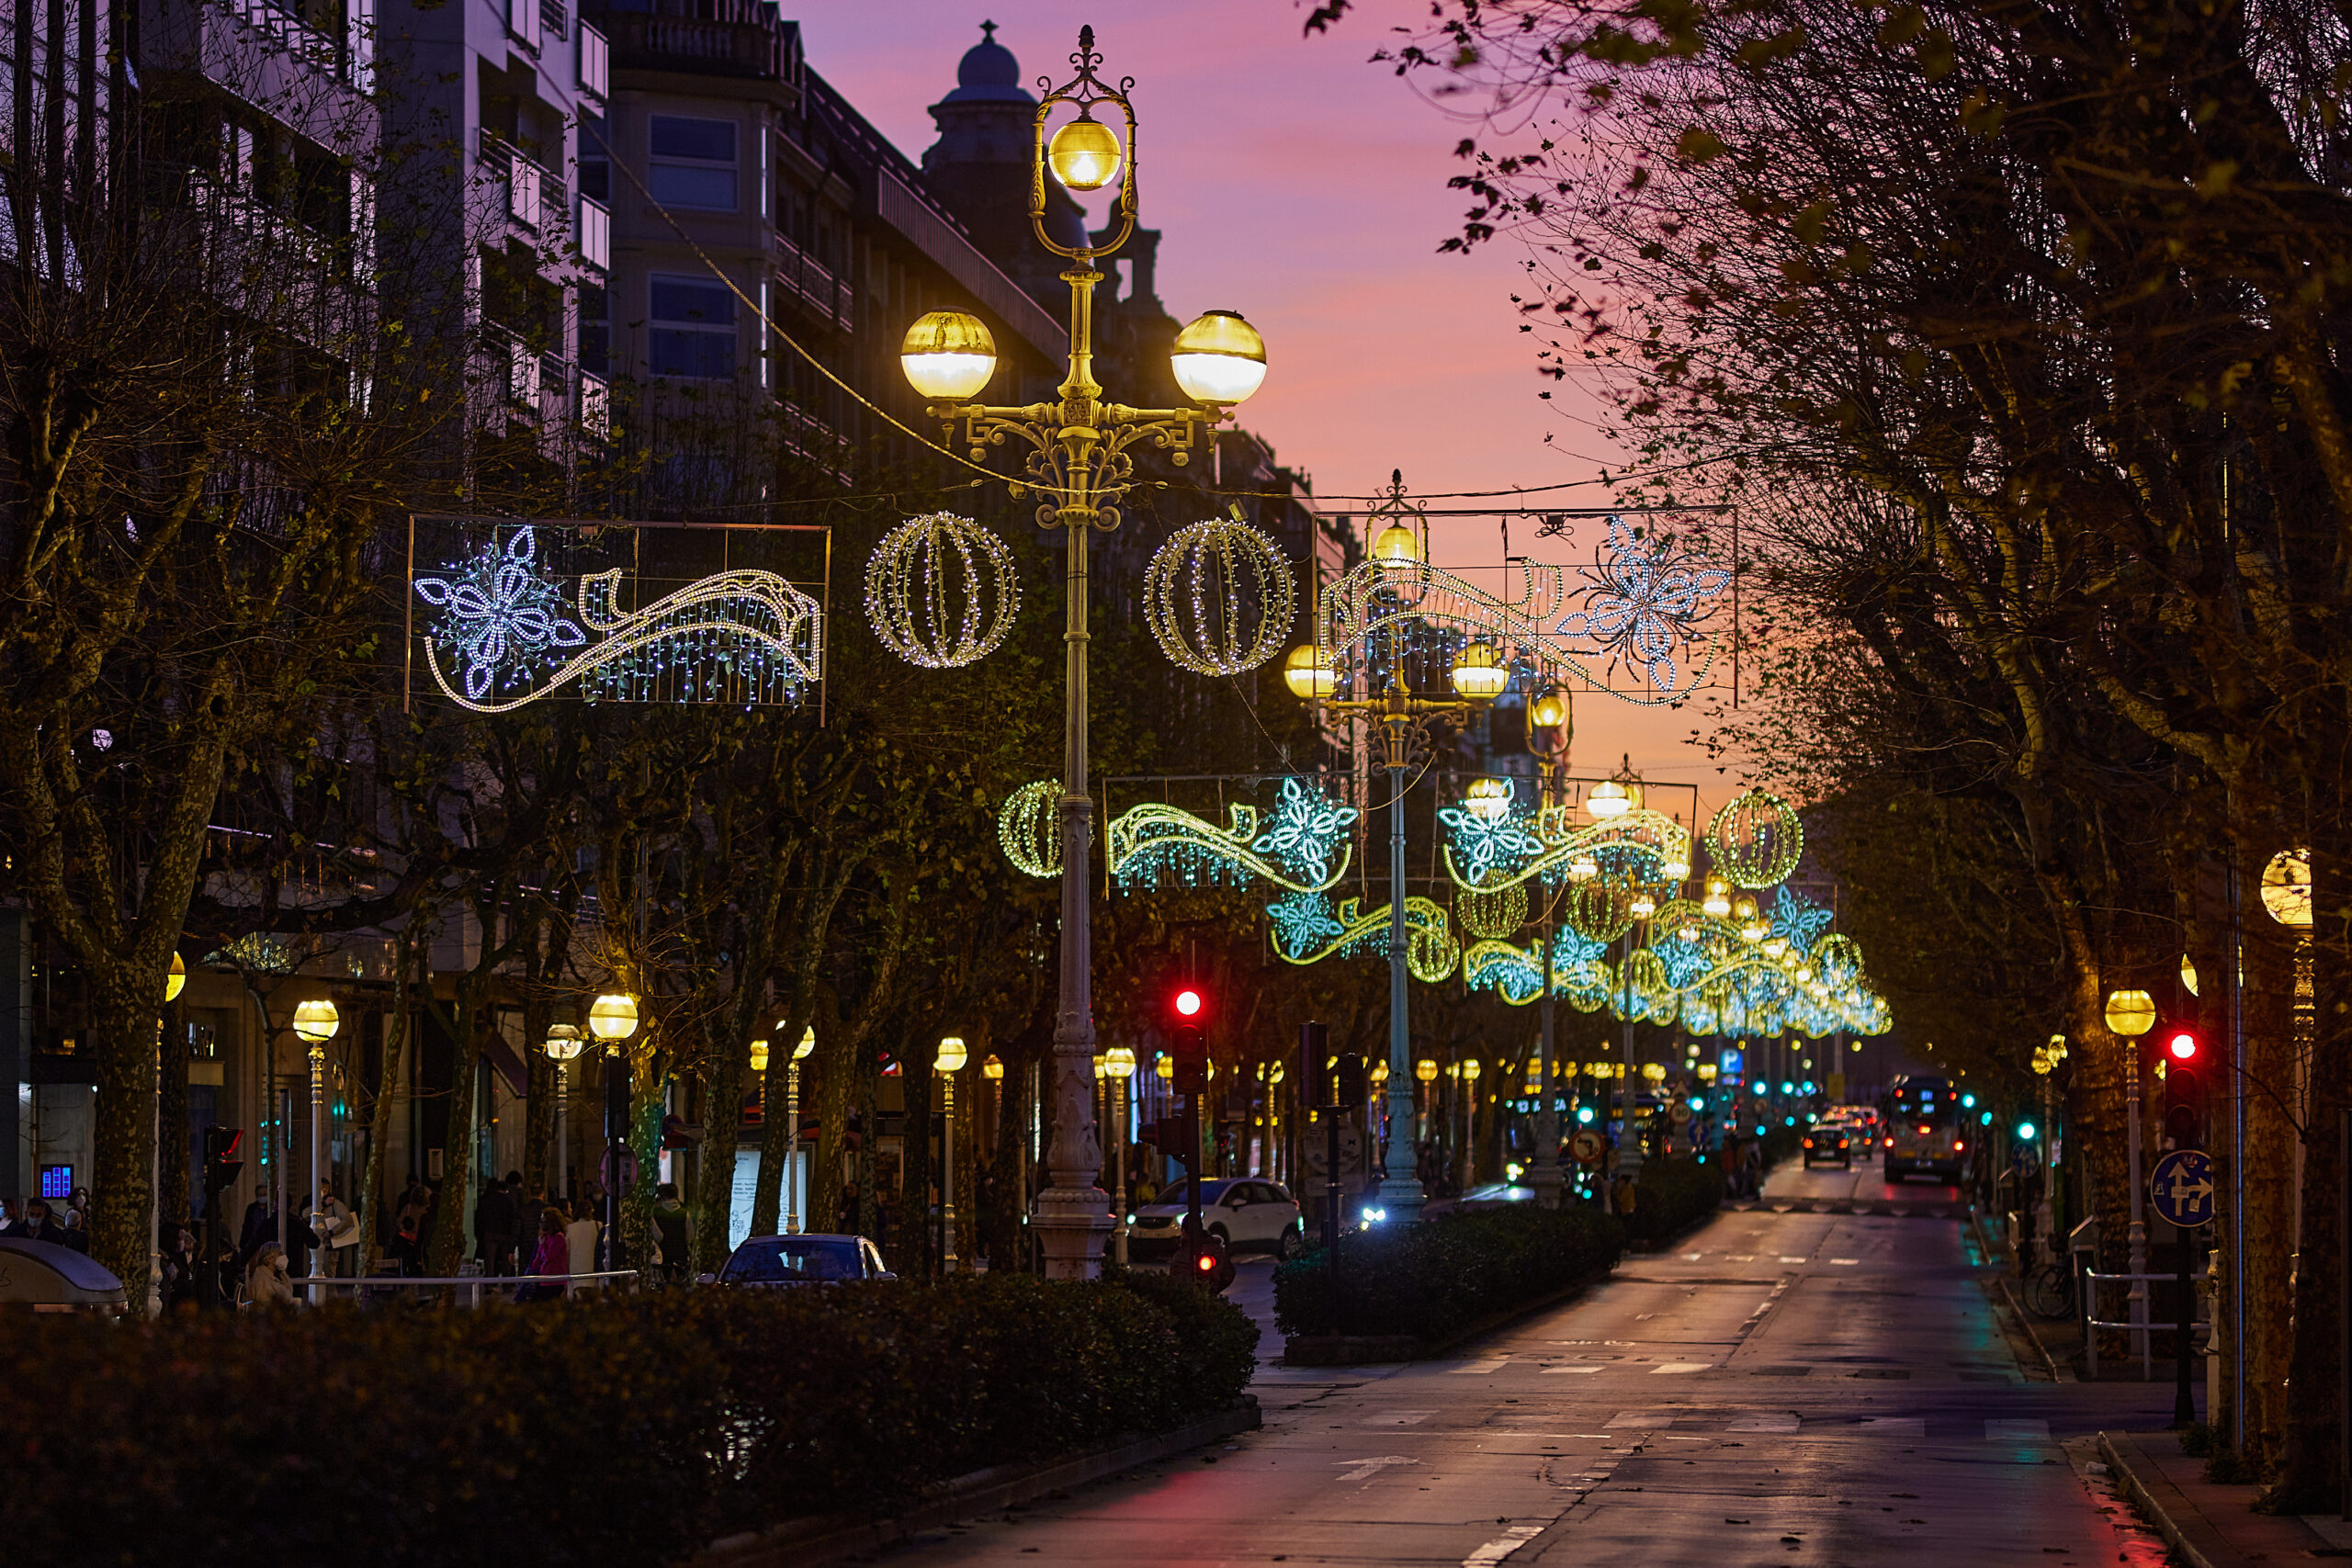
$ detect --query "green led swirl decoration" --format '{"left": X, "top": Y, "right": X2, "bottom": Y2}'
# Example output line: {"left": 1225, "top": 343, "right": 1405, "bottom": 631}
{"left": 1109, "top": 778, "right": 1357, "bottom": 893}
{"left": 999, "top": 780, "right": 1065, "bottom": 878}
{"left": 1706, "top": 786, "right": 1804, "bottom": 889}
{"left": 1266, "top": 893, "right": 1459, "bottom": 983}
{"left": 1439, "top": 807, "right": 1690, "bottom": 897}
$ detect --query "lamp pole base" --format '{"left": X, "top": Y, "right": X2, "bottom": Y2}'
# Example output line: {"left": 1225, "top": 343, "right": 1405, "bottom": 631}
{"left": 1032, "top": 1185, "right": 1113, "bottom": 1280}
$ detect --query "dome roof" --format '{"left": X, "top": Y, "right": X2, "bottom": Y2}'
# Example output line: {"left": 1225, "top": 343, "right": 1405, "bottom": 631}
{"left": 941, "top": 21, "right": 1034, "bottom": 105}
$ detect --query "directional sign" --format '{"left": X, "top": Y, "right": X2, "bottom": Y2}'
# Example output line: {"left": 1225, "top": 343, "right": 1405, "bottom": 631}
{"left": 1569, "top": 1127, "right": 1606, "bottom": 1167}
{"left": 2149, "top": 1148, "right": 2216, "bottom": 1228}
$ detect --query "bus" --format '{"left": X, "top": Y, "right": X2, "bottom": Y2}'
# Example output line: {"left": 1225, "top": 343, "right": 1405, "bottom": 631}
{"left": 1883, "top": 1074, "right": 1967, "bottom": 1184}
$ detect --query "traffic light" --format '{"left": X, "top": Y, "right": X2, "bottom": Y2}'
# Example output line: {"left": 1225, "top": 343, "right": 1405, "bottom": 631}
{"left": 1333, "top": 1052, "right": 1367, "bottom": 1108}
{"left": 1297, "top": 1021, "right": 1329, "bottom": 1102}
{"left": 1173, "top": 986, "right": 1204, "bottom": 1020}
{"left": 1171, "top": 1023, "right": 1209, "bottom": 1096}
{"left": 1176, "top": 1223, "right": 1233, "bottom": 1292}
{"left": 201, "top": 1126, "right": 243, "bottom": 1198}
{"left": 2160, "top": 1021, "right": 2206, "bottom": 1148}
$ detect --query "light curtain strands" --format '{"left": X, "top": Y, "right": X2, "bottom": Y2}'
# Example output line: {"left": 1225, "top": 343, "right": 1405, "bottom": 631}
{"left": 413, "top": 527, "right": 823, "bottom": 713}
{"left": 1142, "top": 511, "right": 1295, "bottom": 676}
{"left": 865, "top": 512, "right": 1022, "bottom": 669}
{"left": 1265, "top": 892, "right": 1461, "bottom": 984}
{"left": 1437, "top": 806, "right": 1692, "bottom": 897}
{"left": 1706, "top": 786, "right": 1806, "bottom": 889}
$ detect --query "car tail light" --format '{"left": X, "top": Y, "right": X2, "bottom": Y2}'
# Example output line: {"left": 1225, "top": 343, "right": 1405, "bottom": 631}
{"left": 1952, "top": 1141, "right": 1965, "bottom": 1152}
{"left": 1917, "top": 1124, "right": 1931, "bottom": 1135}
{"left": 1883, "top": 1138, "right": 1894, "bottom": 1147}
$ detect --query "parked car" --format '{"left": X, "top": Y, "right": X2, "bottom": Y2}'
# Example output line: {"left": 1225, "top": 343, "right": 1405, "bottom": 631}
{"left": 707, "top": 1233, "right": 894, "bottom": 1287}
{"left": 1801, "top": 1124, "right": 1854, "bottom": 1168}
{"left": 1126, "top": 1179, "right": 1306, "bottom": 1260}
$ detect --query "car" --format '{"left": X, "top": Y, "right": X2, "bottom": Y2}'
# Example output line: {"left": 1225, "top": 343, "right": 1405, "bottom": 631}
{"left": 707, "top": 1233, "right": 894, "bottom": 1287}
{"left": 1126, "top": 1179, "right": 1306, "bottom": 1260}
{"left": 1801, "top": 1124, "right": 1853, "bottom": 1168}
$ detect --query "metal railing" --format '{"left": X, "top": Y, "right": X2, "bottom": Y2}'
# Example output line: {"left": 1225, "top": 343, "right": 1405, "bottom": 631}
{"left": 2081, "top": 1269, "right": 2210, "bottom": 1380}
{"left": 297, "top": 1269, "right": 639, "bottom": 1308}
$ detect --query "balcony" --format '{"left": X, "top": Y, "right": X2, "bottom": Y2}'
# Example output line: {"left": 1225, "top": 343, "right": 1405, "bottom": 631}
{"left": 775, "top": 231, "right": 850, "bottom": 333}
{"left": 594, "top": 5, "right": 791, "bottom": 81}
{"left": 505, "top": 0, "right": 539, "bottom": 53}
{"left": 480, "top": 132, "right": 565, "bottom": 237}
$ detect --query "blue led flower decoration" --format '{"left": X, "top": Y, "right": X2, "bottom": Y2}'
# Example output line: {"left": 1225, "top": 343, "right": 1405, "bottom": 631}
{"left": 1438, "top": 782, "right": 1545, "bottom": 886}
{"left": 1249, "top": 778, "right": 1359, "bottom": 887}
{"left": 1770, "top": 886, "right": 1835, "bottom": 954}
{"left": 1554, "top": 515, "right": 1729, "bottom": 695}
{"left": 414, "top": 528, "right": 586, "bottom": 702}
{"left": 1266, "top": 891, "right": 1345, "bottom": 960}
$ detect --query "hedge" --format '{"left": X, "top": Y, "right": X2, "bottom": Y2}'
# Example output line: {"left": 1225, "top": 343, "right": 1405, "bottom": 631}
{"left": 1623, "top": 1155, "right": 1724, "bottom": 1243}
{"left": 1271, "top": 1204, "right": 1623, "bottom": 1342}
{"left": 2, "top": 1270, "right": 1255, "bottom": 1568}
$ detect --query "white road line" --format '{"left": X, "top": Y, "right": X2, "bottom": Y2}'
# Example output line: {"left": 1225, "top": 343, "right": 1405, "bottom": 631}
{"left": 1830, "top": 1258, "right": 1860, "bottom": 1266}
{"left": 1462, "top": 1524, "right": 1546, "bottom": 1566}
{"left": 1542, "top": 1364, "right": 1604, "bottom": 1373}
{"left": 1605, "top": 1410, "right": 1674, "bottom": 1427}
{"left": 1651, "top": 1362, "right": 1713, "bottom": 1374}
{"left": 1727, "top": 1413, "right": 1800, "bottom": 1432}
{"left": 1778, "top": 1255, "right": 1806, "bottom": 1263}
{"left": 1726, "top": 1253, "right": 1755, "bottom": 1261}
{"left": 1334, "top": 1456, "right": 1420, "bottom": 1483}
{"left": 1985, "top": 1418, "right": 2052, "bottom": 1440}
{"left": 1682, "top": 1252, "right": 1704, "bottom": 1260}
{"left": 1452, "top": 1358, "right": 1510, "bottom": 1374}
{"left": 1366, "top": 1411, "right": 1434, "bottom": 1425}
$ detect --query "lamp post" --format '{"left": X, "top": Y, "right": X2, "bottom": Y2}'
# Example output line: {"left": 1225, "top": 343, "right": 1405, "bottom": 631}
{"left": 290, "top": 998, "right": 340, "bottom": 1303}
{"left": 933, "top": 1036, "right": 967, "bottom": 1271}
{"left": 899, "top": 28, "right": 1267, "bottom": 1279}
{"left": 149, "top": 953, "right": 187, "bottom": 1318}
{"left": 1525, "top": 686, "right": 1574, "bottom": 1207}
{"left": 544, "top": 1023, "right": 586, "bottom": 1199}
{"left": 2106, "top": 987, "right": 2157, "bottom": 1371}
{"left": 786, "top": 1027, "right": 814, "bottom": 1234}
{"left": 1283, "top": 489, "right": 1504, "bottom": 1226}
{"left": 588, "top": 992, "right": 639, "bottom": 1273}
{"left": 1103, "top": 1045, "right": 1136, "bottom": 1265}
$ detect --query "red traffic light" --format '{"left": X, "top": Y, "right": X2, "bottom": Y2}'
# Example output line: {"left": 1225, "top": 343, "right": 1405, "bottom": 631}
{"left": 2165, "top": 1030, "right": 2199, "bottom": 1062}
{"left": 1174, "top": 987, "right": 1203, "bottom": 1018}
{"left": 1194, "top": 1250, "right": 1216, "bottom": 1273}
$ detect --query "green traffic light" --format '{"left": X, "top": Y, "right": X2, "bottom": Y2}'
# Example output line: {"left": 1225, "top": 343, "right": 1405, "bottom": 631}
{"left": 2017, "top": 1122, "right": 2038, "bottom": 1141}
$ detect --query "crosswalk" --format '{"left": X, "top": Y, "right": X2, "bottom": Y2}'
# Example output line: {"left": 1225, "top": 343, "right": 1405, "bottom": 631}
{"left": 1595, "top": 1412, "right": 2052, "bottom": 1441}
{"left": 1724, "top": 1199, "right": 1962, "bottom": 1219}
{"left": 1442, "top": 1354, "right": 2013, "bottom": 1380}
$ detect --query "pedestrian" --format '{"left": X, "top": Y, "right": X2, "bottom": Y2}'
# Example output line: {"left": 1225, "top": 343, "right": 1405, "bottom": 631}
{"left": 474, "top": 1174, "right": 518, "bottom": 1277}
{"left": 563, "top": 1196, "right": 602, "bottom": 1283}
{"left": 60, "top": 1207, "right": 90, "bottom": 1254}
{"left": 0, "top": 1195, "right": 21, "bottom": 1235}
{"left": 315, "top": 1182, "right": 355, "bottom": 1276}
{"left": 516, "top": 1207, "right": 570, "bottom": 1303}
{"left": 21, "top": 1200, "right": 66, "bottom": 1245}
{"left": 237, "top": 1182, "right": 276, "bottom": 1269}
{"left": 247, "top": 1242, "right": 296, "bottom": 1307}
{"left": 835, "top": 1180, "right": 862, "bottom": 1236}
{"left": 388, "top": 1211, "right": 424, "bottom": 1277}
{"left": 651, "top": 1182, "right": 690, "bottom": 1282}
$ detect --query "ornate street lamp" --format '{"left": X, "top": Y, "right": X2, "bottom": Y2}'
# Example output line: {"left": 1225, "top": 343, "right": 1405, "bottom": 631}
{"left": 899, "top": 28, "right": 1267, "bottom": 1279}
{"left": 934, "top": 1036, "right": 967, "bottom": 1271}
{"left": 1102, "top": 1045, "right": 1136, "bottom": 1265}
{"left": 291, "top": 998, "right": 340, "bottom": 1296}
{"left": 586, "top": 993, "right": 639, "bottom": 1271}
{"left": 785, "top": 1026, "right": 815, "bottom": 1234}
{"left": 545, "top": 1023, "right": 585, "bottom": 1199}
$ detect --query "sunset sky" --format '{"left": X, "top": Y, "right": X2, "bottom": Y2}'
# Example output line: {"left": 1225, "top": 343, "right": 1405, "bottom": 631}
{"left": 799, "top": 3, "right": 1753, "bottom": 818}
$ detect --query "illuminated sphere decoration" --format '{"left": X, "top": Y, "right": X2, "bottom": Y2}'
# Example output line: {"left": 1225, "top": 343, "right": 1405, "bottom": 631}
{"left": 1456, "top": 879, "right": 1529, "bottom": 941}
{"left": 2103, "top": 988, "right": 2157, "bottom": 1037}
{"left": 1706, "top": 786, "right": 1805, "bottom": 889}
{"left": 1142, "top": 514, "right": 1295, "bottom": 676}
{"left": 865, "top": 512, "right": 1023, "bottom": 669}
{"left": 998, "top": 779, "right": 1067, "bottom": 879}
{"left": 2261, "top": 847, "right": 2311, "bottom": 928}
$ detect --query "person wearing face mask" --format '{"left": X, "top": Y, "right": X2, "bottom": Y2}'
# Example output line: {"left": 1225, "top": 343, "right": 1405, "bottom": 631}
{"left": 21, "top": 1201, "right": 67, "bottom": 1246}
{"left": 247, "top": 1242, "right": 296, "bottom": 1307}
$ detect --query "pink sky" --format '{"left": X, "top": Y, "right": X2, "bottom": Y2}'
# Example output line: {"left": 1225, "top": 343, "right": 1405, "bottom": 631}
{"left": 798, "top": 3, "right": 1750, "bottom": 816}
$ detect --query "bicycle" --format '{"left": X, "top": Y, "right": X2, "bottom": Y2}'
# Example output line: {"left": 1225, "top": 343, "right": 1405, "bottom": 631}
{"left": 2022, "top": 1259, "right": 2076, "bottom": 1319}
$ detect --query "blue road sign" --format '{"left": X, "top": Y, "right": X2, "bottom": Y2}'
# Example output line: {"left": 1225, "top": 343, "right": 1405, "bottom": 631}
{"left": 2149, "top": 1148, "right": 2216, "bottom": 1228}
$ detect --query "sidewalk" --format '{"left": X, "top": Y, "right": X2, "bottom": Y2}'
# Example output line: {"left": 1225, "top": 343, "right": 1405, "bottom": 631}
{"left": 2096, "top": 1430, "right": 2344, "bottom": 1568}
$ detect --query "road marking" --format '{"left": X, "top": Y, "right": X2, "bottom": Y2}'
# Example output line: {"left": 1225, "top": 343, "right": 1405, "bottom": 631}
{"left": 1461, "top": 1524, "right": 1546, "bottom": 1566}
{"left": 1452, "top": 1358, "right": 1510, "bottom": 1374}
{"left": 1778, "top": 1255, "right": 1806, "bottom": 1263}
{"left": 1682, "top": 1252, "right": 1704, "bottom": 1260}
{"left": 1726, "top": 1253, "right": 1755, "bottom": 1261}
{"left": 1728, "top": 1412, "right": 1800, "bottom": 1432}
{"left": 1858, "top": 1417, "right": 1927, "bottom": 1436}
{"left": 1366, "top": 1411, "right": 1434, "bottom": 1425}
{"left": 1606, "top": 1410, "right": 1674, "bottom": 1427}
{"left": 1542, "top": 1364, "right": 1604, "bottom": 1373}
{"left": 1651, "top": 1362, "right": 1713, "bottom": 1374}
{"left": 1985, "top": 1418, "right": 2052, "bottom": 1440}
{"left": 1334, "top": 1456, "right": 1421, "bottom": 1483}
{"left": 1830, "top": 1258, "right": 1860, "bottom": 1266}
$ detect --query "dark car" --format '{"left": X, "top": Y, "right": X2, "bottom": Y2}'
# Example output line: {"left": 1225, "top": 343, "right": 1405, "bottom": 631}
{"left": 709, "top": 1233, "right": 894, "bottom": 1286}
{"left": 1802, "top": 1124, "right": 1853, "bottom": 1169}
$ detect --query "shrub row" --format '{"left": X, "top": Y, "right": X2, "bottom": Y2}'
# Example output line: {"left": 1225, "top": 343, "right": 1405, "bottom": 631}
{"left": 1623, "top": 1155, "right": 1724, "bottom": 1243}
{"left": 1271, "top": 1204, "right": 1624, "bottom": 1342}
{"left": 3, "top": 1270, "right": 1255, "bottom": 1568}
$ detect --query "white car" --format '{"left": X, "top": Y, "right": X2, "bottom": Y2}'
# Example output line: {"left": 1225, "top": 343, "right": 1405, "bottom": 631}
{"left": 1125, "top": 1179, "right": 1306, "bottom": 1260}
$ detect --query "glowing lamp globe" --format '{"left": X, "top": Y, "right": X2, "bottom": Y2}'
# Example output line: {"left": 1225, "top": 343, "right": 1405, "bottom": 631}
{"left": 1371, "top": 1059, "right": 1390, "bottom": 1084}
{"left": 1046, "top": 112, "right": 1123, "bottom": 191}
{"left": 2103, "top": 989, "right": 2156, "bottom": 1037}
{"left": 291, "top": 998, "right": 341, "bottom": 1043}
{"left": 587, "top": 993, "right": 639, "bottom": 1042}
{"left": 1462, "top": 1058, "right": 1481, "bottom": 1081}
{"left": 1283, "top": 644, "right": 1337, "bottom": 701}
{"left": 1415, "top": 1058, "right": 1440, "bottom": 1083}
{"left": 1568, "top": 852, "right": 1600, "bottom": 883}
{"left": 1531, "top": 686, "right": 1571, "bottom": 729}
{"left": 1104, "top": 1045, "right": 1136, "bottom": 1079}
{"left": 1155, "top": 1055, "right": 1173, "bottom": 1081}
{"left": 1586, "top": 779, "right": 1632, "bottom": 819}
{"left": 1662, "top": 853, "right": 1692, "bottom": 882}
{"left": 1465, "top": 776, "right": 1512, "bottom": 823}
{"left": 794, "top": 1026, "right": 816, "bottom": 1062}
{"left": 165, "top": 952, "right": 187, "bottom": 1003}
{"left": 1630, "top": 892, "right": 1657, "bottom": 919}
{"left": 1450, "top": 643, "right": 1510, "bottom": 700}
{"left": 899, "top": 310, "right": 998, "bottom": 400}
{"left": 1702, "top": 878, "right": 1732, "bottom": 918}
{"left": 1170, "top": 310, "right": 1268, "bottom": 404}
{"left": 747, "top": 1038, "right": 771, "bottom": 1074}
{"left": 983, "top": 1055, "right": 1005, "bottom": 1080}
{"left": 544, "top": 1023, "right": 586, "bottom": 1063}
{"left": 935, "top": 1035, "right": 968, "bottom": 1073}
{"left": 1372, "top": 520, "right": 1424, "bottom": 565}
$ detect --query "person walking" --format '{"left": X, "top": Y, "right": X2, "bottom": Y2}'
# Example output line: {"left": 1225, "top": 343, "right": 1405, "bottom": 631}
{"left": 314, "top": 1182, "right": 355, "bottom": 1277}
{"left": 0, "top": 1196, "right": 22, "bottom": 1235}
{"left": 247, "top": 1243, "right": 296, "bottom": 1307}
{"left": 474, "top": 1176, "right": 518, "bottom": 1278}
{"left": 21, "top": 1201, "right": 66, "bottom": 1245}
{"left": 60, "top": 1207, "right": 90, "bottom": 1254}
{"left": 517, "top": 1207, "right": 570, "bottom": 1303}
{"left": 563, "top": 1197, "right": 602, "bottom": 1286}
{"left": 237, "top": 1183, "right": 276, "bottom": 1269}
{"left": 650, "top": 1183, "right": 690, "bottom": 1284}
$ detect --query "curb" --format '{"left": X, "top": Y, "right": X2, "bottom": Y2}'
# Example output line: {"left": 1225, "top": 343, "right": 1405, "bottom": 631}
{"left": 2098, "top": 1430, "right": 2239, "bottom": 1568}
{"left": 697, "top": 1398, "right": 1261, "bottom": 1568}
{"left": 1991, "top": 1273, "right": 2069, "bottom": 1382}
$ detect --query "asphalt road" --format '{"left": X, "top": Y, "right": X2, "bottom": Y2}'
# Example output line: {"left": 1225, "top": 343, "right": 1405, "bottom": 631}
{"left": 888, "top": 1156, "right": 2178, "bottom": 1567}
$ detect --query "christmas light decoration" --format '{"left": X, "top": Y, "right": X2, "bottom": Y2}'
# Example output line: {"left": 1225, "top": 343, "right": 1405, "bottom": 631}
{"left": 1108, "top": 777, "right": 1358, "bottom": 892}
{"left": 1455, "top": 879, "right": 1529, "bottom": 941}
{"left": 1706, "top": 786, "right": 1805, "bottom": 888}
{"left": 1142, "top": 512, "right": 1295, "bottom": 675}
{"left": 414, "top": 526, "right": 824, "bottom": 712}
{"left": 1769, "top": 886, "right": 1835, "bottom": 953}
{"left": 999, "top": 780, "right": 1065, "bottom": 878}
{"left": 1553, "top": 515, "right": 1730, "bottom": 695}
{"left": 1266, "top": 892, "right": 1459, "bottom": 983}
{"left": 1438, "top": 778, "right": 1544, "bottom": 886}
{"left": 865, "top": 511, "right": 1022, "bottom": 669}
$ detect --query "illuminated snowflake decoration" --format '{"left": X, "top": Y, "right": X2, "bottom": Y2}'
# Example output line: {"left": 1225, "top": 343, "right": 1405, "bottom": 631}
{"left": 1553, "top": 515, "right": 1729, "bottom": 695}
{"left": 1248, "top": 778, "right": 1358, "bottom": 886}
{"left": 1437, "top": 780, "right": 1545, "bottom": 886}
{"left": 1266, "top": 891, "right": 1344, "bottom": 959}
{"left": 414, "top": 528, "right": 586, "bottom": 702}
{"left": 1770, "top": 886, "right": 1835, "bottom": 954}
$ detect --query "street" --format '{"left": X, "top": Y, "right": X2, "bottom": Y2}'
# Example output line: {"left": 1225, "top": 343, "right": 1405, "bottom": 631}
{"left": 886, "top": 1160, "right": 2177, "bottom": 1567}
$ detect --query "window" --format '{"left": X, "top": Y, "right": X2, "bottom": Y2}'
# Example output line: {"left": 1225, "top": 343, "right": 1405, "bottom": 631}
{"left": 577, "top": 283, "right": 608, "bottom": 378}
{"left": 648, "top": 274, "right": 734, "bottom": 378}
{"left": 648, "top": 115, "right": 736, "bottom": 210}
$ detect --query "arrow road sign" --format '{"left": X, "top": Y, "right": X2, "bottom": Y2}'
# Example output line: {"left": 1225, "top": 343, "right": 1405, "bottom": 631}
{"left": 2149, "top": 1148, "right": 2216, "bottom": 1228}
{"left": 1569, "top": 1128, "right": 1606, "bottom": 1167}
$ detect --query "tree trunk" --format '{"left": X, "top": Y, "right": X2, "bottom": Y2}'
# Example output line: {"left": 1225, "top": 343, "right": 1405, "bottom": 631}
{"left": 87, "top": 969, "right": 162, "bottom": 1300}
{"left": 356, "top": 931, "right": 416, "bottom": 1268}
{"left": 425, "top": 971, "right": 494, "bottom": 1279}
{"left": 2244, "top": 896, "right": 2299, "bottom": 1472}
{"left": 901, "top": 1046, "right": 933, "bottom": 1276}
{"left": 751, "top": 852, "right": 859, "bottom": 1237}
{"left": 691, "top": 1002, "right": 751, "bottom": 1274}
{"left": 622, "top": 1040, "right": 663, "bottom": 1271}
